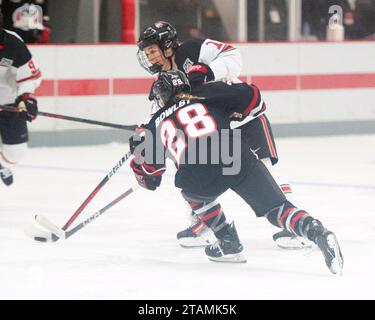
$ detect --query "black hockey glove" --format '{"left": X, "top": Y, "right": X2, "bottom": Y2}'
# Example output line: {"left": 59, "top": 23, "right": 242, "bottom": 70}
{"left": 187, "top": 63, "right": 215, "bottom": 88}
{"left": 130, "top": 159, "right": 165, "bottom": 191}
{"left": 129, "top": 126, "right": 146, "bottom": 155}
{"left": 15, "top": 93, "right": 38, "bottom": 122}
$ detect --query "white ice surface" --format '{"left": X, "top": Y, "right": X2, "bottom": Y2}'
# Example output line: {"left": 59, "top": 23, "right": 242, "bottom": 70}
{"left": 1, "top": 135, "right": 375, "bottom": 300}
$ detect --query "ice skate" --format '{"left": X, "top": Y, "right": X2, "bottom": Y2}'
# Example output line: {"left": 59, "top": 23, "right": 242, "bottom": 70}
{"left": 0, "top": 163, "right": 13, "bottom": 186}
{"left": 273, "top": 229, "right": 313, "bottom": 249}
{"left": 308, "top": 220, "right": 344, "bottom": 275}
{"left": 177, "top": 220, "right": 215, "bottom": 248}
{"left": 205, "top": 222, "right": 246, "bottom": 263}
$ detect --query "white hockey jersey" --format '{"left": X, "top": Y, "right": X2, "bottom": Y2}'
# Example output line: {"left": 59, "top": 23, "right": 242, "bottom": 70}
{"left": 0, "top": 29, "right": 42, "bottom": 105}
{"left": 174, "top": 38, "right": 265, "bottom": 126}
{"left": 175, "top": 38, "right": 242, "bottom": 82}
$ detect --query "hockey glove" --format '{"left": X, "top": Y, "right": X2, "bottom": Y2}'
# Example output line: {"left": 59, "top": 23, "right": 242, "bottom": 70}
{"left": 130, "top": 158, "right": 165, "bottom": 191}
{"left": 15, "top": 93, "right": 38, "bottom": 122}
{"left": 129, "top": 126, "right": 146, "bottom": 155}
{"left": 187, "top": 63, "right": 215, "bottom": 88}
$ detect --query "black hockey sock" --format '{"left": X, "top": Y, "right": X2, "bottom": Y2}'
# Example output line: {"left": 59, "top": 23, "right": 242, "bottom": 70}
{"left": 265, "top": 200, "right": 314, "bottom": 238}
{"left": 188, "top": 200, "right": 229, "bottom": 239}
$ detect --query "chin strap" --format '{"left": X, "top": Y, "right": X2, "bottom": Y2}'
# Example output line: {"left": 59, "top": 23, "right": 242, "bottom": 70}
{"left": 167, "top": 57, "right": 174, "bottom": 71}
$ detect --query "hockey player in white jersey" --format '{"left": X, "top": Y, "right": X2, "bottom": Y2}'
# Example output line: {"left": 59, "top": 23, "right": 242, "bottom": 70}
{"left": 0, "top": 10, "right": 41, "bottom": 186}
{"left": 137, "top": 20, "right": 310, "bottom": 250}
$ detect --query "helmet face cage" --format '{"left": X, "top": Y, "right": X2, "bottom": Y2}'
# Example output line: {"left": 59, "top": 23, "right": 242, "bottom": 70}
{"left": 137, "top": 21, "right": 178, "bottom": 74}
{"left": 137, "top": 49, "right": 162, "bottom": 74}
{"left": 152, "top": 70, "right": 191, "bottom": 109}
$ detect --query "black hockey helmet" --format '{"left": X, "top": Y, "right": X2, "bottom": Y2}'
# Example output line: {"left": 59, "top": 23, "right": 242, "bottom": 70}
{"left": 138, "top": 21, "right": 178, "bottom": 51}
{"left": 137, "top": 21, "right": 179, "bottom": 74}
{"left": 152, "top": 70, "right": 190, "bottom": 109}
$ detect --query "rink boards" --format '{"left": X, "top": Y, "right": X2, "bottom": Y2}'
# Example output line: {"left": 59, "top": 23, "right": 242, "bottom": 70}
{"left": 27, "top": 41, "right": 375, "bottom": 134}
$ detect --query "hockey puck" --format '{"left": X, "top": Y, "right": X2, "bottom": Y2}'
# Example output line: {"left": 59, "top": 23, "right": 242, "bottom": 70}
{"left": 34, "top": 236, "right": 47, "bottom": 242}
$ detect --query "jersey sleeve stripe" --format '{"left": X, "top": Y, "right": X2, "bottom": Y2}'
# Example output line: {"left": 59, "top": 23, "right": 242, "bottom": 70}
{"left": 222, "top": 44, "right": 235, "bottom": 52}
{"left": 243, "top": 84, "right": 260, "bottom": 117}
{"left": 17, "top": 70, "right": 42, "bottom": 83}
{"left": 259, "top": 115, "right": 277, "bottom": 158}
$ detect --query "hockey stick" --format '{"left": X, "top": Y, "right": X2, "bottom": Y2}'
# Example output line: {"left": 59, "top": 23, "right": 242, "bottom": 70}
{"left": 0, "top": 104, "right": 137, "bottom": 131}
{"left": 31, "top": 151, "right": 133, "bottom": 242}
{"left": 37, "top": 111, "right": 137, "bottom": 131}
{"left": 28, "top": 184, "right": 139, "bottom": 242}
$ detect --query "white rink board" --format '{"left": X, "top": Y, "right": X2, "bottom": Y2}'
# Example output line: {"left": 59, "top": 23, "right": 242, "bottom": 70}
{"left": 26, "top": 42, "right": 375, "bottom": 132}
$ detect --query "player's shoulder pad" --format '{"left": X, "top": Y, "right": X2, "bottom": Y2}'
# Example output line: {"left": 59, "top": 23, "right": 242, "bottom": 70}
{"left": 3, "top": 30, "right": 32, "bottom": 68}
{"left": 5, "top": 29, "right": 25, "bottom": 43}
{"left": 175, "top": 38, "right": 206, "bottom": 69}
{"left": 191, "top": 81, "right": 229, "bottom": 97}
{"left": 191, "top": 82, "right": 236, "bottom": 111}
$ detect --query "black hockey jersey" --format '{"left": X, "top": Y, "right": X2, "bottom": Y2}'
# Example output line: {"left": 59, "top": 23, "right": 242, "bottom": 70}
{"left": 192, "top": 81, "right": 265, "bottom": 123}
{"left": 141, "top": 82, "right": 258, "bottom": 195}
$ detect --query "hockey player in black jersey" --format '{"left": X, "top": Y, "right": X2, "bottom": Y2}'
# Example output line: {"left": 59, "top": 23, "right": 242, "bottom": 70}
{"left": 0, "top": 10, "right": 41, "bottom": 186}
{"left": 136, "top": 20, "right": 307, "bottom": 249}
{"left": 129, "top": 70, "right": 343, "bottom": 275}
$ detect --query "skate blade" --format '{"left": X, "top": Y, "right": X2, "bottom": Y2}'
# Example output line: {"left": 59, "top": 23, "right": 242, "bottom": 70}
{"left": 327, "top": 234, "right": 344, "bottom": 275}
{"left": 208, "top": 253, "right": 247, "bottom": 263}
{"left": 275, "top": 236, "right": 313, "bottom": 250}
{"left": 178, "top": 237, "right": 213, "bottom": 248}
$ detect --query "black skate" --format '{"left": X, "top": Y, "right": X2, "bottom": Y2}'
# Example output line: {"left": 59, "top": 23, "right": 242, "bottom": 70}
{"left": 0, "top": 163, "right": 13, "bottom": 186}
{"left": 273, "top": 229, "right": 312, "bottom": 249}
{"left": 308, "top": 220, "right": 344, "bottom": 275}
{"left": 205, "top": 222, "right": 246, "bottom": 263}
{"left": 177, "top": 220, "right": 215, "bottom": 248}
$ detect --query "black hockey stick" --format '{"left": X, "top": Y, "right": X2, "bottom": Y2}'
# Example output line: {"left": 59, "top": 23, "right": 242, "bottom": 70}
{"left": 27, "top": 184, "right": 139, "bottom": 242}
{"left": 37, "top": 111, "right": 137, "bottom": 131}
{"left": 32, "top": 151, "right": 133, "bottom": 242}
{"left": 0, "top": 104, "right": 137, "bottom": 131}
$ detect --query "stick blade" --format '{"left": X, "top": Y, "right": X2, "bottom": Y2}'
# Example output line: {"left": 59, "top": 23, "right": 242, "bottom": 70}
{"left": 24, "top": 224, "right": 59, "bottom": 242}
{"left": 35, "top": 215, "right": 66, "bottom": 239}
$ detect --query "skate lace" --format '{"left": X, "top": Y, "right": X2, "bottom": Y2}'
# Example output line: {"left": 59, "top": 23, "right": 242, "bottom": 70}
{"left": 210, "top": 239, "right": 225, "bottom": 255}
{"left": 0, "top": 167, "right": 12, "bottom": 179}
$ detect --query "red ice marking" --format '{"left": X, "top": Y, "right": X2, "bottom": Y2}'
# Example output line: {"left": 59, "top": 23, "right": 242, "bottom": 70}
{"left": 33, "top": 73, "right": 375, "bottom": 97}
{"left": 113, "top": 78, "right": 154, "bottom": 94}
{"left": 58, "top": 79, "right": 110, "bottom": 96}
{"left": 300, "top": 73, "right": 375, "bottom": 90}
